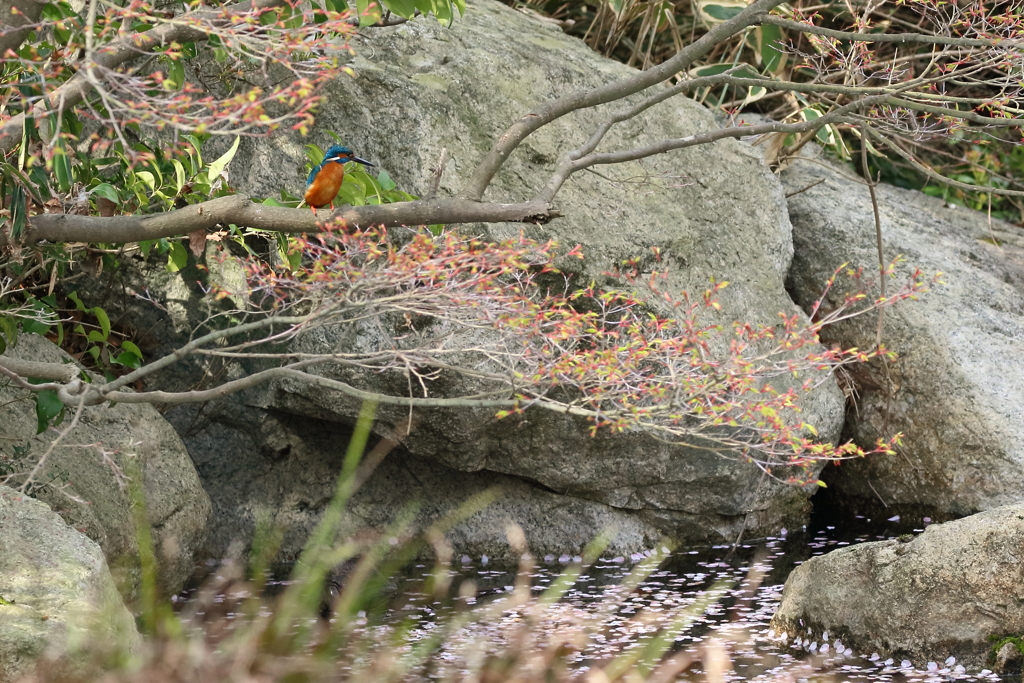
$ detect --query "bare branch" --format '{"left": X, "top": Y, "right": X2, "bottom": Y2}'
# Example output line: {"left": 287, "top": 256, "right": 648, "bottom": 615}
{"left": 99, "top": 367, "right": 517, "bottom": 408}
{"left": 0, "top": 355, "right": 78, "bottom": 382}
{"left": 462, "top": 0, "right": 789, "bottom": 201}
{"left": 860, "top": 123, "right": 885, "bottom": 349}
{"left": 885, "top": 96, "right": 1024, "bottom": 127}
{"left": 537, "top": 95, "right": 891, "bottom": 201}
{"left": 759, "top": 14, "right": 1024, "bottom": 49}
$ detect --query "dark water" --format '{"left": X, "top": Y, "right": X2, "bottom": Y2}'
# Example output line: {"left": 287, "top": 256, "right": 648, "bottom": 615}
{"left": 177, "top": 509, "right": 1005, "bottom": 683}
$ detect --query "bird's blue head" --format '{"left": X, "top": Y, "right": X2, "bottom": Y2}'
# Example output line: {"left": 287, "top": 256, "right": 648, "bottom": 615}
{"left": 322, "top": 145, "right": 375, "bottom": 168}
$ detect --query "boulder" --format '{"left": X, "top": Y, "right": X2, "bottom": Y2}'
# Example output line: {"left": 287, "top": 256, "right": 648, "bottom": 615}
{"left": 182, "top": 405, "right": 663, "bottom": 564}
{"left": 86, "top": 0, "right": 845, "bottom": 560}
{"left": 0, "top": 334, "right": 211, "bottom": 598}
{"left": 769, "top": 504, "right": 1024, "bottom": 671}
{"left": 0, "top": 484, "right": 140, "bottom": 683}
{"left": 782, "top": 154, "right": 1024, "bottom": 518}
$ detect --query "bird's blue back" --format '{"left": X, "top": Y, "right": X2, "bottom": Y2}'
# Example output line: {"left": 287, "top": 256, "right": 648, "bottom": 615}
{"left": 306, "top": 145, "right": 355, "bottom": 188}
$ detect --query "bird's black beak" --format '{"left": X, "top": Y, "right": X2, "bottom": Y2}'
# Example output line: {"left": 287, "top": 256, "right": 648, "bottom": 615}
{"left": 353, "top": 156, "right": 375, "bottom": 167}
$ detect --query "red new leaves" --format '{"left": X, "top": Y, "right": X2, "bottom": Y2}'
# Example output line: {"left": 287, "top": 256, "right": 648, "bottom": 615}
{"left": 237, "top": 227, "right": 933, "bottom": 484}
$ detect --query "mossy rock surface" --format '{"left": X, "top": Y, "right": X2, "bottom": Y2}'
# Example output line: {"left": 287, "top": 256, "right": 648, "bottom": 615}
{"left": 0, "top": 485, "right": 140, "bottom": 683}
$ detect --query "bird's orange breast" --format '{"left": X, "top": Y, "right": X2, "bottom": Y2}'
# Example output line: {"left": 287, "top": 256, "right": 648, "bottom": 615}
{"left": 304, "top": 162, "right": 345, "bottom": 208}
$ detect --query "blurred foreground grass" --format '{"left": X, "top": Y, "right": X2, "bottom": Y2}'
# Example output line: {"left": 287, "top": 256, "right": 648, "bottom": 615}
{"left": 13, "top": 402, "right": 798, "bottom": 683}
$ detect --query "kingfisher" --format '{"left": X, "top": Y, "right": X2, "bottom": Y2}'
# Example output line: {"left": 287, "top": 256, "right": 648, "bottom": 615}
{"left": 304, "top": 145, "right": 375, "bottom": 214}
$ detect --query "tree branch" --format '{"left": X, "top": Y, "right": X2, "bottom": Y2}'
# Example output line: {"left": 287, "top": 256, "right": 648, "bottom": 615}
{"left": 0, "top": 355, "right": 78, "bottom": 382}
{"left": 758, "top": 14, "right": 1024, "bottom": 49}
{"left": 538, "top": 95, "right": 890, "bottom": 201}
{"left": 462, "top": 0, "right": 788, "bottom": 202}
{"left": 7, "top": 196, "right": 560, "bottom": 247}
{"left": 98, "top": 367, "right": 519, "bottom": 408}
{"left": 885, "top": 95, "right": 1024, "bottom": 127}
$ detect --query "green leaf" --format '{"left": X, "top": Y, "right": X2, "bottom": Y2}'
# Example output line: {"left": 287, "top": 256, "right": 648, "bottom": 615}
{"left": 87, "top": 330, "right": 106, "bottom": 344}
{"left": 170, "top": 160, "right": 186, "bottom": 194}
{"left": 182, "top": 135, "right": 204, "bottom": 168}
{"left": 742, "top": 85, "right": 767, "bottom": 106}
{"left": 0, "top": 315, "right": 17, "bottom": 349}
{"left": 758, "top": 23, "right": 785, "bottom": 73}
{"left": 305, "top": 144, "right": 325, "bottom": 166}
{"left": 166, "top": 59, "right": 185, "bottom": 90}
{"left": 135, "top": 171, "right": 157, "bottom": 192}
{"left": 93, "top": 306, "right": 111, "bottom": 340}
{"left": 689, "top": 62, "right": 759, "bottom": 79}
{"left": 356, "top": 0, "right": 383, "bottom": 26}
{"left": 338, "top": 177, "right": 366, "bottom": 206}
{"left": 377, "top": 169, "right": 396, "bottom": 191}
{"left": 112, "top": 351, "right": 142, "bottom": 369}
{"left": 206, "top": 136, "right": 240, "bottom": 184}
{"left": 41, "top": 3, "right": 65, "bottom": 20}
{"left": 383, "top": 0, "right": 417, "bottom": 17}
{"left": 67, "top": 290, "right": 87, "bottom": 312}
{"left": 53, "top": 25, "right": 71, "bottom": 45}
{"left": 167, "top": 241, "right": 189, "bottom": 272}
{"left": 90, "top": 182, "right": 119, "bottom": 204}
{"left": 416, "top": 0, "right": 435, "bottom": 17}
{"left": 22, "top": 318, "right": 50, "bottom": 336}
{"left": 700, "top": 2, "right": 744, "bottom": 21}
{"left": 802, "top": 106, "right": 823, "bottom": 121}
{"left": 139, "top": 240, "right": 154, "bottom": 258}
{"left": 53, "top": 143, "right": 72, "bottom": 193}
{"left": 428, "top": 0, "right": 453, "bottom": 24}
{"left": 32, "top": 386, "right": 65, "bottom": 434}
{"left": 121, "top": 340, "right": 143, "bottom": 358}
{"left": 9, "top": 186, "right": 26, "bottom": 239}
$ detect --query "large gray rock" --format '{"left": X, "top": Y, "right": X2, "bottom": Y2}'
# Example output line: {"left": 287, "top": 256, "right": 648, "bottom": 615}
{"left": 185, "top": 405, "right": 663, "bottom": 564}
{"left": 0, "top": 484, "right": 140, "bottom": 683}
{"left": 769, "top": 504, "right": 1024, "bottom": 670}
{"left": 783, "top": 154, "right": 1024, "bottom": 518}
{"left": 88, "top": 0, "right": 844, "bottom": 560}
{"left": 0, "top": 334, "right": 211, "bottom": 598}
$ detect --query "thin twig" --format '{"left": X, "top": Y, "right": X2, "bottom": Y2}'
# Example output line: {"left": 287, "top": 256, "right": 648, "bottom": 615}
{"left": 860, "top": 123, "right": 885, "bottom": 350}
{"left": 784, "top": 178, "right": 825, "bottom": 198}
{"left": 425, "top": 148, "right": 449, "bottom": 200}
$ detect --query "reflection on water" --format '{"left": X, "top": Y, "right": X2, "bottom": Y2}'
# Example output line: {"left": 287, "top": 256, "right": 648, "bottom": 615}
{"left": 178, "top": 512, "right": 1006, "bottom": 683}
